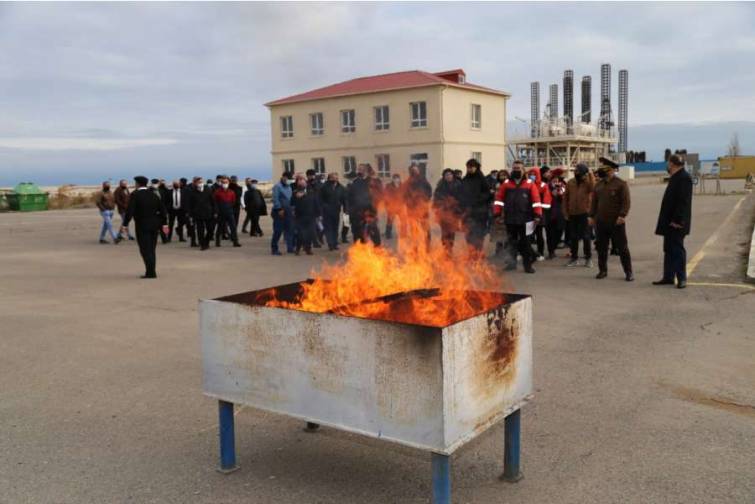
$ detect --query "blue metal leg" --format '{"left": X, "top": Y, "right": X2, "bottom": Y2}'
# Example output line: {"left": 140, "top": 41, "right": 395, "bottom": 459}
{"left": 502, "top": 409, "right": 522, "bottom": 482}
{"left": 218, "top": 400, "right": 239, "bottom": 473}
{"left": 431, "top": 452, "right": 451, "bottom": 504}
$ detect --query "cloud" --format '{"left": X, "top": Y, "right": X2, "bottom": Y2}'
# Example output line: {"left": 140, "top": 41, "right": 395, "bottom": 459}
{"left": 0, "top": 2, "right": 753, "bottom": 182}
{"left": 0, "top": 137, "right": 178, "bottom": 151}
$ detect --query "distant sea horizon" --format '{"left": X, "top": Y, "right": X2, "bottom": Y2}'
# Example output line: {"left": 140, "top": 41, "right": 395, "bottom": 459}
{"left": 0, "top": 165, "right": 274, "bottom": 188}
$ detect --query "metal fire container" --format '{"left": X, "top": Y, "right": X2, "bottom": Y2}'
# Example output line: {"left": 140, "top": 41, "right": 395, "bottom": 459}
{"left": 199, "top": 282, "right": 533, "bottom": 503}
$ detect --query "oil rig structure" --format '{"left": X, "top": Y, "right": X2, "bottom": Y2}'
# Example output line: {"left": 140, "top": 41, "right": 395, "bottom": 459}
{"left": 509, "top": 64, "right": 629, "bottom": 170}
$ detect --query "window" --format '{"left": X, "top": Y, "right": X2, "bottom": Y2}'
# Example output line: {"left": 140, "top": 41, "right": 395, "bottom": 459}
{"left": 312, "top": 157, "right": 325, "bottom": 175}
{"left": 341, "top": 109, "right": 356, "bottom": 133}
{"left": 280, "top": 116, "right": 294, "bottom": 138}
{"left": 376, "top": 154, "right": 391, "bottom": 178}
{"left": 374, "top": 105, "right": 389, "bottom": 131}
{"left": 471, "top": 152, "right": 482, "bottom": 163}
{"left": 342, "top": 156, "right": 356, "bottom": 176}
{"left": 410, "top": 101, "right": 427, "bottom": 128}
{"left": 471, "top": 104, "right": 481, "bottom": 129}
{"left": 410, "top": 153, "right": 428, "bottom": 177}
{"left": 282, "top": 159, "right": 295, "bottom": 173}
{"left": 310, "top": 112, "right": 324, "bottom": 136}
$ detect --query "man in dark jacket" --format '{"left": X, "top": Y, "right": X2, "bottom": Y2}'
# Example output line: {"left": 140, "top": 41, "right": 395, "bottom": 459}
{"left": 459, "top": 158, "right": 491, "bottom": 253}
{"left": 347, "top": 164, "right": 381, "bottom": 246}
{"left": 319, "top": 172, "right": 346, "bottom": 250}
{"left": 653, "top": 154, "right": 693, "bottom": 288}
{"left": 243, "top": 179, "right": 267, "bottom": 237}
{"left": 167, "top": 180, "right": 191, "bottom": 243}
{"left": 590, "top": 158, "right": 633, "bottom": 281}
{"left": 121, "top": 176, "right": 169, "bottom": 278}
{"left": 188, "top": 177, "right": 217, "bottom": 250}
{"left": 433, "top": 168, "right": 463, "bottom": 253}
{"left": 383, "top": 174, "right": 402, "bottom": 239}
{"left": 292, "top": 174, "right": 321, "bottom": 255}
{"left": 306, "top": 169, "right": 324, "bottom": 247}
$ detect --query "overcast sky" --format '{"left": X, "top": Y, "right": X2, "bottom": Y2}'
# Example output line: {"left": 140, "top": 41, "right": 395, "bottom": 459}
{"left": 1, "top": 2, "right": 753, "bottom": 185}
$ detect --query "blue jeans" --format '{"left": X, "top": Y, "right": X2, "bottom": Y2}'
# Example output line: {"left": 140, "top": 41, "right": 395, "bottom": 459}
{"left": 271, "top": 209, "right": 294, "bottom": 253}
{"left": 99, "top": 210, "right": 118, "bottom": 241}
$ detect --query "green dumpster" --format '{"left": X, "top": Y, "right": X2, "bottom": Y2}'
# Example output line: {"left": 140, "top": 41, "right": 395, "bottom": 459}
{"left": 6, "top": 182, "right": 49, "bottom": 212}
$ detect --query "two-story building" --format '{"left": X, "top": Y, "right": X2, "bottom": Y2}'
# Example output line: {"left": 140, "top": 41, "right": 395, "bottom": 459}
{"left": 265, "top": 69, "right": 509, "bottom": 183}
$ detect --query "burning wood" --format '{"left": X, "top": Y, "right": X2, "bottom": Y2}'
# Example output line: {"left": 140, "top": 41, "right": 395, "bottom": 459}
{"left": 265, "top": 172, "right": 507, "bottom": 327}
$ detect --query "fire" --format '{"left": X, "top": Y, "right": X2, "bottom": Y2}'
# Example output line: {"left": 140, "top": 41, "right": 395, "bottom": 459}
{"left": 266, "top": 176, "right": 507, "bottom": 327}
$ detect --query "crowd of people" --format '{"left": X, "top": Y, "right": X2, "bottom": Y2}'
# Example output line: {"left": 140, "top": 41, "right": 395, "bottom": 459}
{"left": 100, "top": 154, "right": 692, "bottom": 287}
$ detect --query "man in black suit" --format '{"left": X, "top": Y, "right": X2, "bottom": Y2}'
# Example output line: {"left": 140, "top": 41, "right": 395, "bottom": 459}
{"left": 653, "top": 154, "right": 693, "bottom": 289}
{"left": 187, "top": 176, "right": 217, "bottom": 251}
{"left": 167, "top": 180, "right": 191, "bottom": 243}
{"left": 122, "top": 176, "right": 169, "bottom": 278}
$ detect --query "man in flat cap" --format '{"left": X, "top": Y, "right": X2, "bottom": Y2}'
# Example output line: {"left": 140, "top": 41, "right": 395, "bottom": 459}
{"left": 121, "top": 176, "right": 169, "bottom": 279}
{"left": 590, "top": 157, "right": 634, "bottom": 281}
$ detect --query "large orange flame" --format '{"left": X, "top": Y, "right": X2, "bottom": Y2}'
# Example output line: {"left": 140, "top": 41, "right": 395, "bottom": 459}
{"left": 266, "top": 175, "right": 507, "bottom": 327}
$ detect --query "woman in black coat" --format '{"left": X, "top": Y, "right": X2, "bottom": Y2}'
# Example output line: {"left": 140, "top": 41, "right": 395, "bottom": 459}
{"left": 243, "top": 180, "right": 268, "bottom": 237}
{"left": 653, "top": 155, "right": 693, "bottom": 288}
{"left": 433, "top": 168, "right": 463, "bottom": 253}
{"left": 459, "top": 159, "right": 491, "bottom": 252}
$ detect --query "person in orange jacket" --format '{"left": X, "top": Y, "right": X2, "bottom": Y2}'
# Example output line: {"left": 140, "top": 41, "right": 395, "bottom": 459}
{"left": 527, "top": 166, "right": 553, "bottom": 260}
{"left": 493, "top": 160, "right": 542, "bottom": 273}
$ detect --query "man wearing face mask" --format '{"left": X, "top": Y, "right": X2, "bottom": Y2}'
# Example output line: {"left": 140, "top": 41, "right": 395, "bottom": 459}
{"left": 493, "top": 160, "right": 541, "bottom": 273}
{"left": 167, "top": 179, "right": 190, "bottom": 243}
{"left": 213, "top": 176, "right": 241, "bottom": 248}
{"left": 243, "top": 179, "right": 267, "bottom": 237}
{"left": 319, "top": 172, "right": 346, "bottom": 250}
{"left": 590, "top": 158, "right": 633, "bottom": 281}
{"left": 347, "top": 163, "right": 381, "bottom": 246}
{"left": 271, "top": 172, "right": 295, "bottom": 255}
{"left": 95, "top": 181, "right": 122, "bottom": 244}
{"left": 121, "top": 176, "right": 169, "bottom": 278}
{"left": 113, "top": 179, "right": 134, "bottom": 241}
{"left": 563, "top": 164, "right": 595, "bottom": 267}
{"left": 188, "top": 177, "right": 216, "bottom": 250}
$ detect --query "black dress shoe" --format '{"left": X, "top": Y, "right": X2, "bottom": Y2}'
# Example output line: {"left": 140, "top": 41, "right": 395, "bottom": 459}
{"left": 524, "top": 266, "right": 536, "bottom": 274}
{"left": 652, "top": 279, "right": 674, "bottom": 285}
{"left": 233, "top": 242, "right": 242, "bottom": 247}
{"left": 595, "top": 271, "right": 607, "bottom": 279}
{"left": 625, "top": 273, "right": 634, "bottom": 282}
{"left": 677, "top": 280, "right": 687, "bottom": 289}
{"left": 140, "top": 274, "right": 157, "bottom": 279}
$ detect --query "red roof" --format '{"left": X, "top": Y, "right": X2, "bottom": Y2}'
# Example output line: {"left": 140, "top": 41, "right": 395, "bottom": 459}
{"left": 265, "top": 69, "right": 509, "bottom": 107}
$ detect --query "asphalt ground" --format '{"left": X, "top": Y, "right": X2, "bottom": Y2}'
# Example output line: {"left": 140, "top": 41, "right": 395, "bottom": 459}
{"left": 1, "top": 180, "right": 753, "bottom": 504}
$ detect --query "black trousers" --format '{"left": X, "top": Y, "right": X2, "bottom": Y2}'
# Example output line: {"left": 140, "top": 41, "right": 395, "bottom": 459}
{"left": 545, "top": 220, "right": 562, "bottom": 255}
{"left": 506, "top": 224, "right": 536, "bottom": 268}
{"left": 215, "top": 206, "right": 238, "bottom": 245}
{"left": 295, "top": 219, "right": 315, "bottom": 252}
{"left": 440, "top": 223, "right": 456, "bottom": 254}
{"left": 351, "top": 210, "right": 381, "bottom": 246}
{"left": 193, "top": 218, "right": 212, "bottom": 248}
{"left": 323, "top": 212, "right": 340, "bottom": 249}
{"left": 464, "top": 217, "right": 486, "bottom": 251}
{"left": 663, "top": 231, "right": 687, "bottom": 282}
{"left": 595, "top": 221, "right": 632, "bottom": 274}
{"left": 233, "top": 206, "right": 241, "bottom": 233}
{"left": 385, "top": 214, "right": 395, "bottom": 239}
{"left": 568, "top": 214, "right": 591, "bottom": 260}
{"left": 135, "top": 226, "right": 158, "bottom": 276}
{"left": 168, "top": 209, "right": 188, "bottom": 241}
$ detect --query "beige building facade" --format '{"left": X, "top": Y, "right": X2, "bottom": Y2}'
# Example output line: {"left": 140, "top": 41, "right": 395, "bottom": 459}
{"left": 266, "top": 70, "right": 509, "bottom": 183}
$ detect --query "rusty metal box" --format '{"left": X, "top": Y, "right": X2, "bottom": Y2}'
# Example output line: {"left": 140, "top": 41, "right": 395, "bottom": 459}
{"left": 199, "top": 282, "right": 532, "bottom": 455}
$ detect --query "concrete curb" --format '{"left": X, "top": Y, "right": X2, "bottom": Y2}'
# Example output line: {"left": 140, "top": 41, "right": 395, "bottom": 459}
{"left": 748, "top": 224, "right": 755, "bottom": 283}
